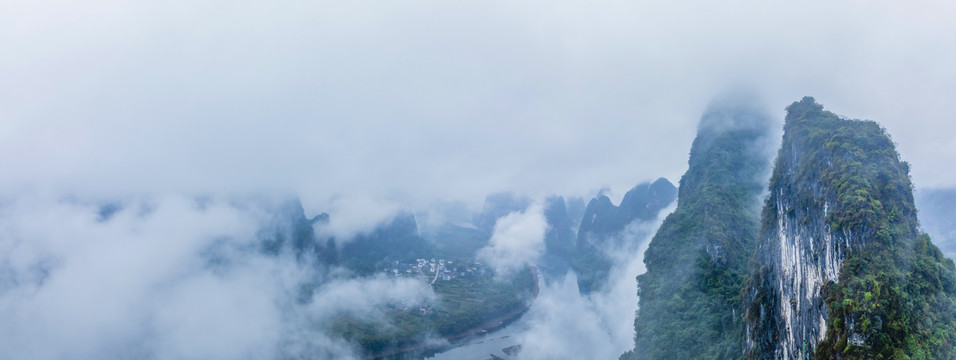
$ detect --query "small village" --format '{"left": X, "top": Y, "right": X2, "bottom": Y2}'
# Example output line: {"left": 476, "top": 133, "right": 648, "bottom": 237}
{"left": 379, "top": 258, "right": 490, "bottom": 315}
{"left": 382, "top": 258, "right": 486, "bottom": 283}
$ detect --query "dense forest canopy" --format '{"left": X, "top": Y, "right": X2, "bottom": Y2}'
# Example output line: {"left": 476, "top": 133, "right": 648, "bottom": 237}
{"left": 623, "top": 99, "right": 774, "bottom": 360}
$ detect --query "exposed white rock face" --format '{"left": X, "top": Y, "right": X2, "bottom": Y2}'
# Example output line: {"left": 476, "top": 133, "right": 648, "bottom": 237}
{"left": 747, "top": 146, "right": 859, "bottom": 359}
{"left": 768, "top": 192, "right": 850, "bottom": 359}
{"left": 745, "top": 99, "right": 942, "bottom": 359}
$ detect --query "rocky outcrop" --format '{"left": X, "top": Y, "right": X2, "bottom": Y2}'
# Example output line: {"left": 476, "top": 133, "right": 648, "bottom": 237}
{"left": 746, "top": 97, "right": 956, "bottom": 359}
{"left": 747, "top": 166, "right": 847, "bottom": 359}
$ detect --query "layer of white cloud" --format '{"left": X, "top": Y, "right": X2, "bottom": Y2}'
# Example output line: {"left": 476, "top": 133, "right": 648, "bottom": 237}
{"left": 515, "top": 203, "right": 674, "bottom": 359}
{"left": 477, "top": 204, "right": 547, "bottom": 279}
{"left": 318, "top": 195, "right": 403, "bottom": 242}
{"left": 0, "top": 194, "right": 434, "bottom": 359}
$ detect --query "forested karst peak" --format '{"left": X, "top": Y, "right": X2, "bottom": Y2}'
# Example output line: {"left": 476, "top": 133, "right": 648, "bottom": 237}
{"left": 745, "top": 97, "right": 956, "bottom": 359}
{"left": 624, "top": 97, "right": 775, "bottom": 360}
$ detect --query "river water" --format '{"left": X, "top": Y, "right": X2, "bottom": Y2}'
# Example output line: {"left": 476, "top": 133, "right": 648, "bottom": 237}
{"left": 424, "top": 267, "right": 541, "bottom": 360}
{"left": 425, "top": 314, "right": 531, "bottom": 360}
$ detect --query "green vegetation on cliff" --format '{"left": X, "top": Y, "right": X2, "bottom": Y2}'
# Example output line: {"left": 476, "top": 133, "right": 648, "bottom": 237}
{"left": 623, "top": 100, "right": 773, "bottom": 360}
{"left": 774, "top": 98, "right": 956, "bottom": 359}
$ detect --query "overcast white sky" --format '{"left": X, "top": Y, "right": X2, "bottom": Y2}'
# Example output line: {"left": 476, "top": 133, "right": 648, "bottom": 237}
{"left": 3, "top": 0, "right": 956, "bottom": 211}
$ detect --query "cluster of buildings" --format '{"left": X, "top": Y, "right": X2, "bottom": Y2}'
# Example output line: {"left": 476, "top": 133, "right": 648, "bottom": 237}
{"left": 380, "top": 258, "right": 490, "bottom": 316}
{"left": 382, "top": 258, "right": 485, "bottom": 283}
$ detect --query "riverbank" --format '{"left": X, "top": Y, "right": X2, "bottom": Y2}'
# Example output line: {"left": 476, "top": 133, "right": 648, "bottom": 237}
{"left": 367, "top": 267, "right": 540, "bottom": 359}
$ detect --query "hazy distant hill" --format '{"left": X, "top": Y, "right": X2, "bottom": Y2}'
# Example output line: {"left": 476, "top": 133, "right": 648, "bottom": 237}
{"left": 256, "top": 197, "right": 336, "bottom": 265}
{"left": 337, "top": 212, "right": 432, "bottom": 274}
{"left": 535, "top": 179, "right": 676, "bottom": 294}
{"left": 915, "top": 188, "right": 956, "bottom": 260}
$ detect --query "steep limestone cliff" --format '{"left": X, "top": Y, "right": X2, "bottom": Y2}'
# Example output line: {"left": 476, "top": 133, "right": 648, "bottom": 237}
{"left": 746, "top": 97, "right": 956, "bottom": 359}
